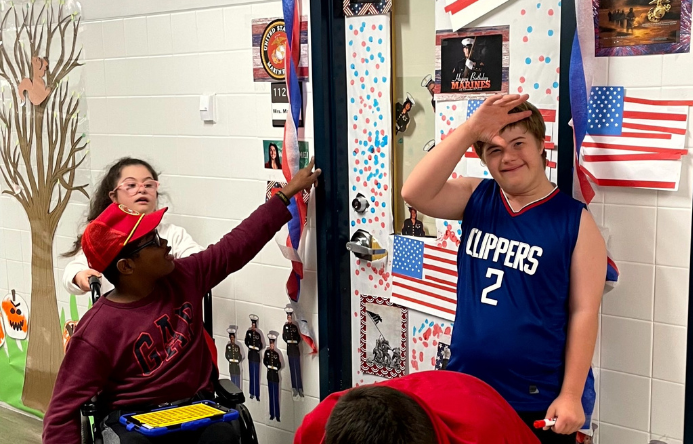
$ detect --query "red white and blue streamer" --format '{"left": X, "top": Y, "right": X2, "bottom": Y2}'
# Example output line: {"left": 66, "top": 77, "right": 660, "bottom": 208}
{"left": 570, "top": 23, "right": 619, "bottom": 285}
{"left": 281, "top": 0, "right": 306, "bottom": 302}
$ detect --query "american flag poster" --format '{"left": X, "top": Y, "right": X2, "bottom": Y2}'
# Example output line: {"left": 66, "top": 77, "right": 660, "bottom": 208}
{"left": 390, "top": 236, "right": 458, "bottom": 321}
{"left": 580, "top": 86, "right": 693, "bottom": 190}
{"left": 445, "top": 0, "right": 508, "bottom": 31}
{"left": 444, "top": 0, "right": 511, "bottom": 32}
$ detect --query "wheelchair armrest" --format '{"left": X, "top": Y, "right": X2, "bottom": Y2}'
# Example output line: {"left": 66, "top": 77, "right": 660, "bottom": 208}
{"left": 215, "top": 378, "right": 245, "bottom": 407}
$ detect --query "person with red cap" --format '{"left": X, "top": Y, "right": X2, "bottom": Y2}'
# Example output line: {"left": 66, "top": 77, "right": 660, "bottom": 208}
{"left": 42, "top": 160, "right": 321, "bottom": 444}
{"left": 294, "top": 371, "right": 540, "bottom": 444}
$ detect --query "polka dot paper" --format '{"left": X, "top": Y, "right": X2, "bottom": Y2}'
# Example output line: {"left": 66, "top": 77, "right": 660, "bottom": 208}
{"left": 346, "top": 15, "right": 394, "bottom": 297}
{"left": 408, "top": 311, "right": 454, "bottom": 373}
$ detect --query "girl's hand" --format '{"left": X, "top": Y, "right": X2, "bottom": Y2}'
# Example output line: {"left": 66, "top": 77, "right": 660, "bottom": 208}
{"left": 464, "top": 94, "right": 532, "bottom": 148}
{"left": 73, "top": 269, "right": 102, "bottom": 292}
{"left": 282, "top": 157, "right": 322, "bottom": 198}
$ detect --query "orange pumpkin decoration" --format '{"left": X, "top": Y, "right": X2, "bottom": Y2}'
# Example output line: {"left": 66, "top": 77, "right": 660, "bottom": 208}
{"left": 62, "top": 320, "right": 78, "bottom": 352}
{"left": 2, "top": 290, "right": 29, "bottom": 340}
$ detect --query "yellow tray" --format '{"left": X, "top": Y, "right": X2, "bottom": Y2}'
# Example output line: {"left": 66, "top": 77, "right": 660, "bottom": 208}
{"left": 131, "top": 403, "right": 227, "bottom": 429}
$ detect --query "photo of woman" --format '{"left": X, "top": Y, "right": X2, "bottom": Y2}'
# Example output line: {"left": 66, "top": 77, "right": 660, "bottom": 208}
{"left": 265, "top": 142, "right": 282, "bottom": 169}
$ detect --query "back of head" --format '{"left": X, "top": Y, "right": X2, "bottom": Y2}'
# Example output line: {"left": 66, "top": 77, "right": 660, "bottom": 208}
{"left": 325, "top": 385, "right": 436, "bottom": 444}
{"left": 472, "top": 101, "right": 546, "bottom": 162}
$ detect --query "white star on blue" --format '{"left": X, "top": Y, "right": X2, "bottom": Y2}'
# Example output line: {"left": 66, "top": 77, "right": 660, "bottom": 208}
{"left": 392, "top": 236, "right": 424, "bottom": 279}
{"left": 586, "top": 86, "right": 624, "bottom": 136}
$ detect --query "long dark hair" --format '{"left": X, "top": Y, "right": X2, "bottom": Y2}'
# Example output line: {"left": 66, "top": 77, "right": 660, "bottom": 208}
{"left": 62, "top": 157, "right": 160, "bottom": 257}
{"left": 268, "top": 143, "right": 282, "bottom": 168}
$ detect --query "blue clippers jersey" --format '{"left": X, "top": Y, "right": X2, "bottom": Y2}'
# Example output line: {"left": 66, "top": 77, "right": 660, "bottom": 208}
{"left": 447, "top": 179, "right": 585, "bottom": 411}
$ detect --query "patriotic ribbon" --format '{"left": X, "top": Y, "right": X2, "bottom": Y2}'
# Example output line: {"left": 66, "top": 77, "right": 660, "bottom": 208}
{"left": 570, "top": 16, "right": 619, "bottom": 285}
{"left": 281, "top": 0, "right": 306, "bottom": 302}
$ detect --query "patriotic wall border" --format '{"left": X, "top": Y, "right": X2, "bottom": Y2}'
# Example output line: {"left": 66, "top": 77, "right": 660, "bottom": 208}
{"left": 343, "top": 0, "right": 392, "bottom": 17}
{"left": 359, "top": 295, "right": 408, "bottom": 379}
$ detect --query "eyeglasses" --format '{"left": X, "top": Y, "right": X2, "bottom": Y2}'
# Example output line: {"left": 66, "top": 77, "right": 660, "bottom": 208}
{"left": 124, "top": 231, "right": 161, "bottom": 257}
{"left": 113, "top": 179, "right": 160, "bottom": 197}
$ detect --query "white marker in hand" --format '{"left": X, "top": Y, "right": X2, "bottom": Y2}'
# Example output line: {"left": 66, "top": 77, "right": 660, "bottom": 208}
{"left": 533, "top": 418, "right": 556, "bottom": 429}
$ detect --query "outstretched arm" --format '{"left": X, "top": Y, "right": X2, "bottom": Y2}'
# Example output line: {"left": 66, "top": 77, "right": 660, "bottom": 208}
{"left": 182, "top": 160, "right": 321, "bottom": 293}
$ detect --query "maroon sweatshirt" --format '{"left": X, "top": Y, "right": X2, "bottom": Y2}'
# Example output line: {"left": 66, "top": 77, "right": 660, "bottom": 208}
{"left": 43, "top": 197, "right": 291, "bottom": 444}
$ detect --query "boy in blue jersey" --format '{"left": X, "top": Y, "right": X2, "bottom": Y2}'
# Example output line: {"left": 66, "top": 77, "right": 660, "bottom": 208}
{"left": 402, "top": 94, "right": 606, "bottom": 444}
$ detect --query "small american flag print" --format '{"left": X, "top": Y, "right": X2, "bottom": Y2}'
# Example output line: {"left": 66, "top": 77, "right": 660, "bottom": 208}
{"left": 391, "top": 236, "right": 458, "bottom": 321}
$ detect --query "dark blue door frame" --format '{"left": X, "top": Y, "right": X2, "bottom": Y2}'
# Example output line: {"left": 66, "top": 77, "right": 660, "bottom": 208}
{"left": 310, "top": 0, "right": 353, "bottom": 398}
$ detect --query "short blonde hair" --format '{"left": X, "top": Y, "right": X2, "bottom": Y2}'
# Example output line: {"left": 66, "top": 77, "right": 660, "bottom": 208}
{"left": 472, "top": 101, "right": 547, "bottom": 166}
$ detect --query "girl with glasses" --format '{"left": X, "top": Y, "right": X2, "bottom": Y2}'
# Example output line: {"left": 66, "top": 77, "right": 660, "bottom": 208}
{"left": 62, "top": 157, "right": 203, "bottom": 296}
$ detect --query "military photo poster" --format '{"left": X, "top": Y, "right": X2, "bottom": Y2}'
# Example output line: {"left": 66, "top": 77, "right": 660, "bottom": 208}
{"left": 435, "top": 25, "right": 509, "bottom": 102}
{"left": 359, "top": 295, "right": 408, "bottom": 379}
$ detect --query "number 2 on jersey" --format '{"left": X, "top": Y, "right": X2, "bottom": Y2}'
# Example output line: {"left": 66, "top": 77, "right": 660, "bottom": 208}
{"left": 481, "top": 268, "right": 504, "bottom": 306}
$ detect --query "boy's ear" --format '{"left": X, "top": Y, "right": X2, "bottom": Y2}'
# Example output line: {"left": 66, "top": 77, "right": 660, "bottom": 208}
{"left": 116, "top": 258, "right": 136, "bottom": 276}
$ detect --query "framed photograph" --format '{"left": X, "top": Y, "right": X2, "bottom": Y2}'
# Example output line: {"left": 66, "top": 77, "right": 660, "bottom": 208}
{"left": 435, "top": 25, "right": 509, "bottom": 102}
{"left": 594, "top": 0, "right": 691, "bottom": 56}
{"left": 359, "top": 295, "right": 408, "bottom": 379}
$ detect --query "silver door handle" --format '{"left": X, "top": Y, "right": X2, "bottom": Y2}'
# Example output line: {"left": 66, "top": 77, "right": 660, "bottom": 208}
{"left": 346, "top": 242, "right": 386, "bottom": 255}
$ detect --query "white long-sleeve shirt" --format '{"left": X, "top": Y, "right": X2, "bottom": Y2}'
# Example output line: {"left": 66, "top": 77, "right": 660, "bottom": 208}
{"left": 62, "top": 223, "right": 203, "bottom": 296}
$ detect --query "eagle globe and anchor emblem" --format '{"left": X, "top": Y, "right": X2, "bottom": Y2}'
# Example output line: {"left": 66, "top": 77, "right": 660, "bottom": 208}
{"left": 647, "top": 0, "right": 672, "bottom": 23}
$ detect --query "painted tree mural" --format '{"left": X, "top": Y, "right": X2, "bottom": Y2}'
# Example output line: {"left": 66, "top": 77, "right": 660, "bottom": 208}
{"left": 0, "top": 1, "right": 87, "bottom": 412}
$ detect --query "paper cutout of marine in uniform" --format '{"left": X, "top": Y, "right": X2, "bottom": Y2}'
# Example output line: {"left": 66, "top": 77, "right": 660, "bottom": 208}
{"left": 395, "top": 93, "right": 415, "bottom": 134}
{"left": 264, "top": 332, "right": 282, "bottom": 422}
{"left": 225, "top": 326, "right": 243, "bottom": 391}
{"left": 401, "top": 207, "right": 426, "bottom": 237}
{"left": 244, "top": 314, "right": 263, "bottom": 401}
{"left": 282, "top": 307, "right": 304, "bottom": 400}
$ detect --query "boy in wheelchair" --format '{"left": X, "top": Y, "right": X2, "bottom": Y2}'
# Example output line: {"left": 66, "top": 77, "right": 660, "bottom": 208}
{"left": 42, "top": 163, "right": 320, "bottom": 444}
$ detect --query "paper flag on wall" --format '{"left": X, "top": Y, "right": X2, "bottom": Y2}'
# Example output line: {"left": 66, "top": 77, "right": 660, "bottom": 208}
{"left": 444, "top": 0, "right": 511, "bottom": 31}
{"left": 390, "top": 235, "right": 457, "bottom": 321}
{"left": 579, "top": 86, "right": 693, "bottom": 190}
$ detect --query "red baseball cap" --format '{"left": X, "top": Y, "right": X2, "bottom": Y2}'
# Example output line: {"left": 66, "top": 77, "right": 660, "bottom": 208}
{"left": 81, "top": 203, "right": 168, "bottom": 272}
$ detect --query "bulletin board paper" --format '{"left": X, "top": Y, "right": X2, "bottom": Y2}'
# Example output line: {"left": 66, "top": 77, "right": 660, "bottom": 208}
{"left": 346, "top": 15, "right": 394, "bottom": 297}
{"left": 408, "top": 311, "right": 454, "bottom": 373}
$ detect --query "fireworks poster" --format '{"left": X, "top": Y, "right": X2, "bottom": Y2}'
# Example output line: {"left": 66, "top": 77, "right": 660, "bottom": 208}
{"left": 594, "top": 0, "right": 692, "bottom": 56}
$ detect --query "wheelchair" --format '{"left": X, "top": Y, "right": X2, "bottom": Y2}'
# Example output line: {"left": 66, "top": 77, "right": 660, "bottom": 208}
{"left": 80, "top": 277, "right": 258, "bottom": 444}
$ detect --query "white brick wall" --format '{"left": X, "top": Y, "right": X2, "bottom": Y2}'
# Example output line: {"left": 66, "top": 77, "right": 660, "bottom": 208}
{"left": 0, "top": 1, "right": 317, "bottom": 442}
{"left": 591, "top": 58, "right": 691, "bottom": 443}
